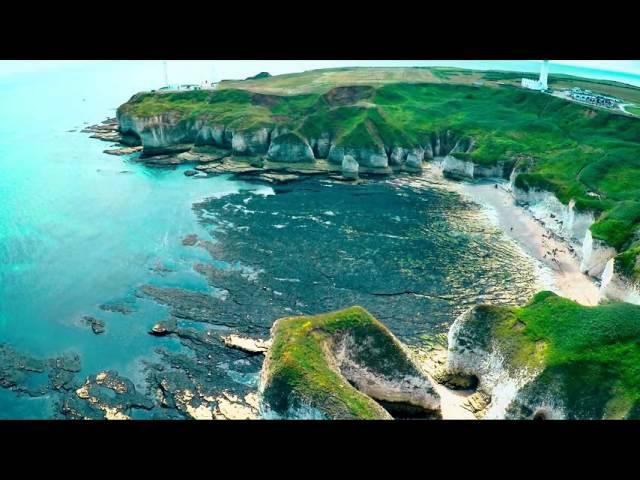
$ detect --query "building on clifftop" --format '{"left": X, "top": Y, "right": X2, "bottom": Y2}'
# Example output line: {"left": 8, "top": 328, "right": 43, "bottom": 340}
{"left": 522, "top": 60, "right": 550, "bottom": 91}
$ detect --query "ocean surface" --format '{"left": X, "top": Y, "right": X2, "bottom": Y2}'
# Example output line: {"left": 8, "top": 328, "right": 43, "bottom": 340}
{"left": 0, "top": 60, "right": 630, "bottom": 419}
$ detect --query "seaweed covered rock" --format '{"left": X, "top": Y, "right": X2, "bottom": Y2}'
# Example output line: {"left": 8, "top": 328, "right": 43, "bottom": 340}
{"left": 446, "top": 291, "right": 640, "bottom": 419}
{"left": 259, "top": 306, "right": 441, "bottom": 419}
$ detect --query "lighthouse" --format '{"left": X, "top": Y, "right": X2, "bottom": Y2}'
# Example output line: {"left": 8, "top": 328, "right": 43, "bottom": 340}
{"left": 521, "top": 60, "right": 550, "bottom": 92}
{"left": 539, "top": 60, "right": 549, "bottom": 90}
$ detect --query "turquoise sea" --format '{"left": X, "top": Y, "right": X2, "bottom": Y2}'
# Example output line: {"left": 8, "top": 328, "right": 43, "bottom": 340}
{"left": 0, "top": 60, "right": 636, "bottom": 419}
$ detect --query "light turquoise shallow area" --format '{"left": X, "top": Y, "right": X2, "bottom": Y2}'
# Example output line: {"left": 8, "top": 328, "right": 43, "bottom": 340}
{"left": 0, "top": 62, "right": 271, "bottom": 416}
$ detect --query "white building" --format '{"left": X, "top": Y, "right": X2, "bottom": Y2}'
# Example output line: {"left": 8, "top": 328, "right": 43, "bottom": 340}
{"left": 522, "top": 60, "right": 550, "bottom": 91}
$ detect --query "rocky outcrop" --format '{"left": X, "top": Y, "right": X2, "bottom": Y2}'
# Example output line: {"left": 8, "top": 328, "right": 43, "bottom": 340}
{"left": 441, "top": 155, "right": 475, "bottom": 179}
{"left": 341, "top": 155, "right": 359, "bottom": 179}
{"left": 309, "top": 133, "right": 332, "bottom": 159}
{"left": 440, "top": 156, "right": 506, "bottom": 180}
{"left": 580, "top": 229, "right": 617, "bottom": 277}
{"left": 266, "top": 132, "right": 315, "bottom": 163}
{"left": 194, "top": 124, "right": 226, "bottom": 146}
{"left": 259, "top": 306, "right": 441, "bottom": 420}
{"left": 221, "top": 334, "right": 271, "bottom": 354}
{"left": 116, "top": 101, "right": 471, "bottom": 174}
{"left": 445, "top": 305, "right": 540, "bottom": 419}
{"left": 82, "top": 316, "right": 105, "bottom": 335}
{"left": 508, "top": 185, "right": 640, "bottom": 303}
{"left": 404, "top": 151, "right": 424, "bottom": 172}
{"left": 327, "top": 145, "right": 389, "bottom": 168}
{"left": 599, "top": 257, "right": 640, "bottom": 304}
{"left": 514, "top": 189, "right": 595, "bottom": 247}
{"left": 231, "top": 127, "right": 271, "bottom": 156}
{"left": 445, "top": 291, "right": 640, "bottom": 419}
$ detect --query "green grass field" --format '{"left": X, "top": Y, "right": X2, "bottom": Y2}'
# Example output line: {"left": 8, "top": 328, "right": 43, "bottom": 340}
{"left": 120, "top": 67, "right": 640, "bottom": 263}
{"left": 626, "top": 105, "right": 640, "bottom": 116}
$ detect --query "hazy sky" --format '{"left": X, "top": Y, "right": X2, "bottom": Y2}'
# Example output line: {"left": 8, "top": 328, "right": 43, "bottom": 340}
{"left": 1, "top": 60, "right": 639, "bottom": 84}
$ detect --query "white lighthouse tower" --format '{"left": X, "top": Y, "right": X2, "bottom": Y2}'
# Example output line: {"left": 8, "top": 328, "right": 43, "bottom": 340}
{"left": 539, "top": 60, "right": 549, "bottom": 90}
{"left": 522, "top": 60, "right": 550, "bottom": 91}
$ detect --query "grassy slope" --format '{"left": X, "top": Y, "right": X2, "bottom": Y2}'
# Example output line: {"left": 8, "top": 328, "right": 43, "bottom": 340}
{"left": 483, "top": 291, "right": 640, "bottom": 418}
{"left": 119, "top": 67, "right": 640, "bottom": 257}
{"left": 626, "top": 105, "right": 640, "bottom": 116}
{"left": 263, "top": 306, "right": 417, "bottom": 419}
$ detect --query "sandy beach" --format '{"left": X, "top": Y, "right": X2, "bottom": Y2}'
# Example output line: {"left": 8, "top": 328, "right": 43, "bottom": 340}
{"left": 422, "top": 164, "right": 601, "bottom": 306}
{"left": 412, "top": 165, "right": 602, "bottom": 420}
{"left": 456, "top": 182, "right": 600, "bottom": 306}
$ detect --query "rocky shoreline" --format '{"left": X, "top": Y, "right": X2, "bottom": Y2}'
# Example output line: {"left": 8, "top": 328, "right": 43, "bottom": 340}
{"left": 74, "top": 111, "right": 639, "bottom": 420}
{"left": 84, "top": 112, "right": 635, "bottom": 307}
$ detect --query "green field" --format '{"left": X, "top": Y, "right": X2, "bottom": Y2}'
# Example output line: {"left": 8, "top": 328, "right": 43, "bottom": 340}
{"left": 120, "top": 67, "right": 640, "bottom": 263}
{"left": 476, "top": 291, "right": 640, "bottom": 418}
{"left": 626, "top": 105, "right": 640, "bottom": 116}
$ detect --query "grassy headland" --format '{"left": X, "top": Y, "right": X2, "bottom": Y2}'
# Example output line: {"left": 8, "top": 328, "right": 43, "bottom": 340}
{"left": 261, "top": 305, "right": 433, "bottom": 419}
{"left": 119, "top": 67, "right": 640, "bottom": 262}
{"left": 471, "top": 291, "right": 640, "bottom": 418}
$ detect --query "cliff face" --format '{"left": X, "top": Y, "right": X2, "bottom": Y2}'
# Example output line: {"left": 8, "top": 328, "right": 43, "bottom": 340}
{"left": 116, "top": 105, "right": 482, "bottom": 174}
{"left": 445, "top": 291, "right": 640, "bottom": 419}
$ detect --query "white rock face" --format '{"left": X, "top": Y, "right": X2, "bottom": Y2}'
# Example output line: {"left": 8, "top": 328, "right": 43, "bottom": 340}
{"left": 424, "top": 142, "right": 434, "bottom": 160}
{"left": 580, "top": 229, "right": 618, "bottom": 277}
{"left": 342, "top": 155, "right": 359, "bottom": 178}
{"left": 440, "top": 155, "right": 505, "bottom": 179}
{"left": 328, "top": 145, "right": 389, "bottom": 168}
{"left": 511, "top": 186, "right": 640, "bottom": 302}
{"left": 221, "top": 334, "right": 271, "bottom": 354}
{"left": 446, "top": 309, "right": 541, "bottom": 419}
{"left": 389, "top": 147, "right": 407, "bottom": 165}
{"left": 599, "top": 259, "right": 640, "bottom": 304}
{"left": 195, "top": 124, "right": 225, "bottom": 146}
{"left": 310, "top": 133, "right": 332, "bottom": 159}
{"left": 333, "top": 334, "right": 440, "bottom": 413}
{"left": 513, "top": 189, "right": 595, "bottom": 245}
{"left": 231, "top": 128, "right": 271, "bottom": 155}
{"left": 266, "top": 133, "right": 315, "bottom": 163}
{"left": 405, "top": 152, "right": 423, "bottom": 171}
{"left": 119, "top": 113, "right": 229, "bottom": 152}
{"left": 441, "top": 155, "right": 475, "bottom": 178}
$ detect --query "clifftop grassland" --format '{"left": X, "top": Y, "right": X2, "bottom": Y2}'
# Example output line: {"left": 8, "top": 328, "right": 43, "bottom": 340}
{"left": 118, "top": 67, "right": 640, "bottom": 261}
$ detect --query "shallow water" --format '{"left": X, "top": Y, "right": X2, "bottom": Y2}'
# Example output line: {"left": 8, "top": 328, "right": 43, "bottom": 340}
{"left": 0, "top": 61, "right": 544, "bottom": 418}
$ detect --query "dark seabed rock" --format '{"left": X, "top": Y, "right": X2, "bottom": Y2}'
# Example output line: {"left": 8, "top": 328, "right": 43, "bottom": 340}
{"left": 186, "top": 176, "right": 539, "bottom": 343}
{"left": 61, "top": 370, "right": 154, "bottom": 420}
{"left": 82, "top": 316, "right": 106, "bottom": 334}
{"left": 181, "top": 234, "right": 199, "bottom": 246}
{"left": 99, "top": 302, "right": 134, "bottom": 315}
